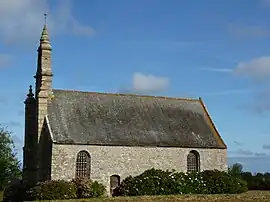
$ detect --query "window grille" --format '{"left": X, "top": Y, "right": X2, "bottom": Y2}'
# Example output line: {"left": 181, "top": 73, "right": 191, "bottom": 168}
{"left": 76, "top": 150, "right": 91, "bottom": 179}
{"left": 187, "top": 150, "right": 200, "bottom": 172}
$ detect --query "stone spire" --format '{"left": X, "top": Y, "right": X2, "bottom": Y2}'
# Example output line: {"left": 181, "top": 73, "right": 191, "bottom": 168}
{"left": 39, "top": 14, "right": 52, "bottom": 51}
{"left": 35, "top": 13, "right": 53, "bottom": 97}
{"left": 33, "top": 14, "right": 54, "bottom": 182}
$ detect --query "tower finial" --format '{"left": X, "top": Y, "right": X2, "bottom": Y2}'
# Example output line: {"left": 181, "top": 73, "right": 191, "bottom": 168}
{"left": 24, "top": 85, "right": 35, "bottom": 104}
{"left": 44, "top": 13, "right": 48, "bottom": 26}
{"left": 39, "top": 13, "right": 51, "bottom": 50}
{"left": 27, "top": 85, "right": 34, "bottom": 98}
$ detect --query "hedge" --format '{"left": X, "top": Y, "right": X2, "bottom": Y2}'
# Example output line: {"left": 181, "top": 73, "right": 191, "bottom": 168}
{"left": 3, "top": 169, "right": 251, "bottom": 201}
{"left": 113, "top": 168, "right": 248, "bottom": 196}
{"left": 3, "top": 178, "right": 105, "bottom": 201}
{"left": 240, "top": 172, "right": 270, "bottom": 190}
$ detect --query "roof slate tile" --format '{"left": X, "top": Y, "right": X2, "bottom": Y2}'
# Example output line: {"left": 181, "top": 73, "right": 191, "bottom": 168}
{"left": 47, "top": 89, "right": 226, "bottom": 149}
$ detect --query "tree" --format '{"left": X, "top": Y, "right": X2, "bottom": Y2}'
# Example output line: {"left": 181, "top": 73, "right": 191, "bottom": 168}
{"left": 228, "top": 163, "right": 243, "bottom": 177}
{"left": 0, "top": 126, "right": 22, "bottom": 190}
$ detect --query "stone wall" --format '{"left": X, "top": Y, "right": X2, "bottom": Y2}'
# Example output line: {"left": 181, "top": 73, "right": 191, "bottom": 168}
{"left": 51, "top": 144, "right": 227, "bottom": 195}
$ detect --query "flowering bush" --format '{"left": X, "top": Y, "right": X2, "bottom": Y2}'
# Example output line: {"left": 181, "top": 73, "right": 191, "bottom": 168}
{"left": 114, "top": 169, "right": 174, "bottom": 196}
{"left": 114, "top": 168, "right": 248, "bottom": 196}
{"left": 169, "top": 171, "right": 208, "bottom": 194}
{"left": 201, "top": 170, "right": 248, "bottom": 194}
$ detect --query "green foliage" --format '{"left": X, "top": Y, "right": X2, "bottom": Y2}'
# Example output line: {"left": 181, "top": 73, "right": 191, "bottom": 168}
{"left": 3, "top": 178, "right": 105, "bottom": 201}
{"left": 29, "top": 180, "right": 77, "bottom": 200}
{"left": 71, "top": 177, "right": 105, "bottom": 198}
{"left": 0, "top": 127, "right": 22, "bottom": 190}
{"left": 115, "top": 169, "right": 174, "bottom": 196}
{"left": 228, "top": 163, "right": 270, "bottom": 191}
{"left": 202, "top": 170, "right": 248, "bottom": 194}
{"left": 71, "top": 177, "right": 92, "bottom": 198}
{"left": 115, "top": 168, "right": 248, "bottom": 196}
{"left": 228, "top": 163, "right": 243, "bottom": 177}
{"left": 2, "top": 180, "right": 32, "bottom": 202}
{"left": 90, "top": 181, "right": 106, "bottom": 198}
{"left": 241, "top": 172, "right": 270, "bottom": 190}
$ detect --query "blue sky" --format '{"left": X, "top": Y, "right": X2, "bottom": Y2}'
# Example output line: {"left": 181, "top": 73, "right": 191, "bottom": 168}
{"left": 1, "top": 0, "right": 270, "bottom": 173}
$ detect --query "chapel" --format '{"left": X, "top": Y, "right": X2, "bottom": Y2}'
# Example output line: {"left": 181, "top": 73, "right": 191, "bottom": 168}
{"left": 23, "top": 22, "right": 227, "bottom": 195}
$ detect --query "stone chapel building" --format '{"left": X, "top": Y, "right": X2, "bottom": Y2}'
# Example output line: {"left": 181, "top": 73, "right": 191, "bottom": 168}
{"left": 23, "top": 23, "right": 227, "bottom": 195}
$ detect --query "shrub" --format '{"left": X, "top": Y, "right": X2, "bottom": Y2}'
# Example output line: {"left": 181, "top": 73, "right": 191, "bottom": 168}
{"left": 3, "top": 178, "right": 105, "bottom": 201}
{"left": 201, "top": 170, "right": 248, "bottom": 194}
{"left": 90, "top": 181, "right": 106, "bottom": 198}
{"left": 241, "top": 172, "right": 270, "bottom": 190}
{"left": 2, "top": 180, "right": 32, "bottom": 202}
{"left": 113, "top": 175, "right": 133, "bottom": 196}
{"left": 115, "top": 168, "right": 248, "bottom": 196}
{"left": 29, "top": 180, "right": 77, "bottom": 200}
{"left": 115, "top": 169, "right": 175, "bottom": 196}
{"left": 71, "top": 177, "right": 92, "bottom": 198}
{"left": 71, "top": 177, "right": 105, "bottom": 198}
{"left": 170, "top": 171, "right": 208, "bottom": 194}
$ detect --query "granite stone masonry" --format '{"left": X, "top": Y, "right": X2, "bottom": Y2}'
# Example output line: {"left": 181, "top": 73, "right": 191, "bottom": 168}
{"left": 51, "top": 144, "right": 227, "bottom": 194}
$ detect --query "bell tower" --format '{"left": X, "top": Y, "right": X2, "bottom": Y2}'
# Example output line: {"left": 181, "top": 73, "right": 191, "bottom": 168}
{"left": 34, "top": 14, "right": 53, "bottom": 181}
{"left": 34, "top": 14, "right": 53, "bottom": 143}
{"left": 23, "top": 14, "right": 54, "bottom": 184}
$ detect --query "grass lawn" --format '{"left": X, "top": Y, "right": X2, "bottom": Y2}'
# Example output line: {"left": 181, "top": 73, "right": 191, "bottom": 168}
{"left": 1, "top": 191, "right": 270, "bottom": 202}
{"left": 48, "top": 191, "right": 270, "bottom": 202}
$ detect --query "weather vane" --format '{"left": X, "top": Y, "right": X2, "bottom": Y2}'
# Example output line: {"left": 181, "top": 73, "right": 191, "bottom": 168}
{"left": 44, "top": 13, "right": 48, "bottom": 25}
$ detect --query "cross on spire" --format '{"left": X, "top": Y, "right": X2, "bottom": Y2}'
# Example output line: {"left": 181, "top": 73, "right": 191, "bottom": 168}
{"left": 44, "top": 13, "right": 48, "bottom": 26}
{"left": 40, "top": 13, "right": 51, "bottom": 49}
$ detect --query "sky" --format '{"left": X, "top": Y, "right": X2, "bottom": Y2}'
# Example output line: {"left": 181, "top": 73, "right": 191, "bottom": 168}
{"left": 1, "top": 0, "right": 270, "bottom": 173}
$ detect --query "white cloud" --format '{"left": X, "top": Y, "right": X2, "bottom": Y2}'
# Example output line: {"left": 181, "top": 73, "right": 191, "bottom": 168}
{"left": 0, "top": 54, "right": 12, "bottom": 68}
{"left": 233, "top": 56, "right": 270, "bottom": 80}
{"left": 263, "top": 144, "right": 270, "bottom": 149}
{"left": 200, "top": 67, "right": 232, "bottom": 73}
{"left": 0, "top": 0, "right": 95, "bottom": 46}
{"left": 255, "top": 152, "right": 267, "bottom": 156}
{"left": 235, "top": 149, "right": 254, "bottom": 156}
{"left": 228, "top": 23, "right": 270, "bottom": 38}
{"left": 233, "top": 57, "right": 270, "bottom": 113}
{"left": 132, "top": 72, "right": 169, "bottom": 93}
{"left": 234, "top": 141, "right": 243, "bottom": 146}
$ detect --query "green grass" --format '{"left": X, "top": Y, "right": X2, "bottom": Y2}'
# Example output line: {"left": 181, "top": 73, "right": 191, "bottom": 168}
{"left": 2, "top": 191, "right": 270, "bottom": 202}
{"left": 42, "top": 191, "right": 270, "bottom": 202}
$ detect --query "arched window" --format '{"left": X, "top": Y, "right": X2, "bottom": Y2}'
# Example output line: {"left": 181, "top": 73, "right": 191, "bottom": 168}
{"left": 76, "top": 150, "right": 91, "bottom": 179}
{"left": 187, "top": 150, "right": 200, "bottom": 172}
{"left": 110, "top": 175, "right": 120, "bottom": 195}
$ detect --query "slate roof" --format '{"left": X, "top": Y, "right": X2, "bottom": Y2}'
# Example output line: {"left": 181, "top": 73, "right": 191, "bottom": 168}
{"left": 46, "top": 89, "right": 226, "bottom": 149}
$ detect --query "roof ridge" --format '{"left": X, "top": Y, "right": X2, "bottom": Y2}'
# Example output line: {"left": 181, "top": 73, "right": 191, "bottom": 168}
{"left": 52, "top": 88, "right": 200, "bottom": 101}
